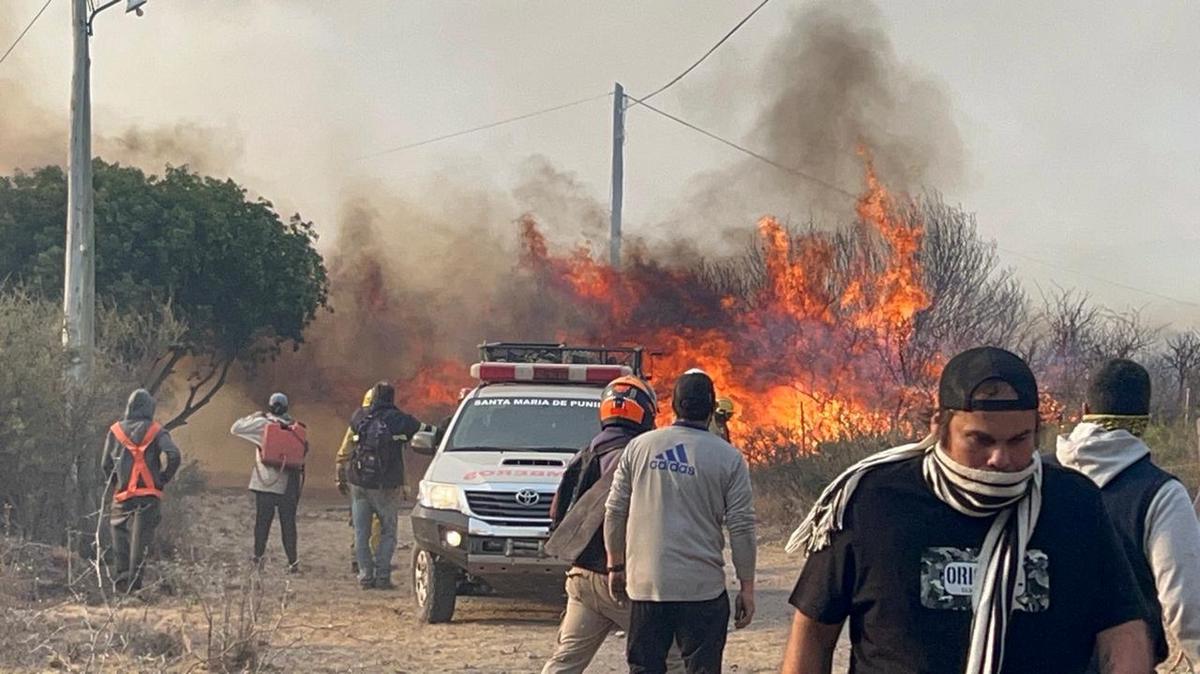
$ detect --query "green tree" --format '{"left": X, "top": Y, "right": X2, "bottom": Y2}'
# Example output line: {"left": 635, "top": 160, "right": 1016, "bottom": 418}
{"left": 0, "top": 160, "right": 330, "bottom": 428}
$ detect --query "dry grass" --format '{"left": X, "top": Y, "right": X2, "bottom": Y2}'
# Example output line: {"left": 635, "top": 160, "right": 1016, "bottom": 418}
{"left": 0, "top": 483, "right": 290, "bottom": 673}
{"left": 751, "top": 434, "right": 900, "bottom": 526}
{"left": 750, "top": 421, "right": 1200, "bottom": 528}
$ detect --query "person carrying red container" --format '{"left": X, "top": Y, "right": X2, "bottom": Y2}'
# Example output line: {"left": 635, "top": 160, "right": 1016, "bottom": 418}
{"left": 232, "top": 392, "right": 308, "bottom": 573}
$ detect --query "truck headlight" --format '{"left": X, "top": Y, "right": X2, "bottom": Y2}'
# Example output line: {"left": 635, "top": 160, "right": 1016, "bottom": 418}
{"left": 419, "top": 481, "right": 463, "bottom": 511}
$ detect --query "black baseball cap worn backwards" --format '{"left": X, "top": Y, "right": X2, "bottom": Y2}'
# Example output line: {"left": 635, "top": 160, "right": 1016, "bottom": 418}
{"left": 938, "top": 346, "right": 1039, "bottom": 412}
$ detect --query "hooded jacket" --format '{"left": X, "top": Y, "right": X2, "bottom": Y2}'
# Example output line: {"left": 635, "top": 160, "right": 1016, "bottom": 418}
{"left": 101, "top": 389, "right": 182, "bottom": 499}
{"left": 231, "top": 411, "right": 304, "bottom": 495}
{"left": 1057, "top": 422, "right": 1200, "bottom": 664}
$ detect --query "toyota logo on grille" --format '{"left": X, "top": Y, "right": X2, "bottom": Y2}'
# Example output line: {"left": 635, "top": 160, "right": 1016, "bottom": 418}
{"left": 515, "top": 489, "right": 540, "bottom": 506}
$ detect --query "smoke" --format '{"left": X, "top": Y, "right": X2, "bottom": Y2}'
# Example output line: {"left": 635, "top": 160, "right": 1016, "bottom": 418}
{"left": 0, "top": 79, "right": 67, "bottom": 173}
{"left": 0, "top": 6, "right": 243, "bottom": 177}
{"left": 668, "top": 0, "right": 966, "bottom": 232}
{"left": 514, "top": 155, "right": 609, "bottom": 248}
{"left": 0, "top": 78, "right": 244, "bottom": 176}
{"left": 184, "top": 0, "right": 970, "bottom": 486}
{"left": 97, "top": 123, "right": 245, "bottom": 177}
{"left": 3, "top": 0, "right": 968, "bottom": 485}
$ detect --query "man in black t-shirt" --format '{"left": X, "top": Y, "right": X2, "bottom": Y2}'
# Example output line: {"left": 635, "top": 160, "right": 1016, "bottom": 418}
{"left": 780, "top": 347, "right": 1152, "bottom": 674}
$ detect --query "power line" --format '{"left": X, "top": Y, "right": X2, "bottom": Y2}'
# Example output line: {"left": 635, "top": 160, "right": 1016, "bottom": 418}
{"left": 639, "top": 100, "right": 1197, "bottom": 309}
{"left": 356, "top": 92, "right": 612, "bottom": 160}
{"left": 0, "top": 0, "right": 55, "bottom": 68}
{"left": 638, "top": 99, "right": 858, "bottom": 199}
{"left": 627, "top": 0, "right": 773, "bottom": 110}
{"left": 996, "top": 246, "right": 1200, "bottom": 309}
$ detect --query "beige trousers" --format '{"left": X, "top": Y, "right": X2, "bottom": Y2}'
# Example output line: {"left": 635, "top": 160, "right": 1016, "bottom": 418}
{"left": 542, "top": 567, "right": 684, "bottom": 674}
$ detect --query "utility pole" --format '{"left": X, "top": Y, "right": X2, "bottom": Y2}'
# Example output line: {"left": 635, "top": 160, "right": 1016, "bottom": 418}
{"left": 63, "top": 0, "right": 147, "bottom": 384}
{"left": 609, "top": 82, "right": 625, "bottom": 268}
{"left": 63, "top": 0, "right": 94, "bottom": 383}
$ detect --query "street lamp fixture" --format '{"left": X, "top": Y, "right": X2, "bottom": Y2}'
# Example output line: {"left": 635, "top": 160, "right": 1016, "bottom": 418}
{"left": 86, "top": 0, "right": 147, "bottom": 35}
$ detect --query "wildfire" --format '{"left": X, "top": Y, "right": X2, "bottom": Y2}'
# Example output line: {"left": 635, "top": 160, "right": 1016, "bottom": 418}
{"left": 309, "top": 154, "right": 934, "bottom": 462}
{"left": 511, "top": 154, "right": 932, "bottom": 460}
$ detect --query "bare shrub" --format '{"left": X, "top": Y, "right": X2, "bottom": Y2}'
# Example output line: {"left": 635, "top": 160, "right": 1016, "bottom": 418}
{"left": 166, "top": 561, "right": 292, "bottom": 673}
{"left": 0, "top": 289, "right": 184, "bottom": 550}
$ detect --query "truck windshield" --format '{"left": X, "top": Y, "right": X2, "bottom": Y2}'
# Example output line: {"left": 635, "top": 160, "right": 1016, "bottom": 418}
{"left": 447, "top": 396, "right": 601, "bottom": 452}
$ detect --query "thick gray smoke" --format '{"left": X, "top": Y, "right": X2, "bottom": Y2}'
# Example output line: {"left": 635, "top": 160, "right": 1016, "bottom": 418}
{"left": 668, "top": 0, "right": 966, "bottom": 234}
{"left": 3, "top": 0, "right": 969, "bottom": 486}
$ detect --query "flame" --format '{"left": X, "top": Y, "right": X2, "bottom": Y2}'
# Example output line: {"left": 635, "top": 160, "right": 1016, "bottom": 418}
{"left": 304, "top": 153, "right": 934, "bottom": 459}
{"left": 509, "top": 153, "right": 932, "bottom": 459}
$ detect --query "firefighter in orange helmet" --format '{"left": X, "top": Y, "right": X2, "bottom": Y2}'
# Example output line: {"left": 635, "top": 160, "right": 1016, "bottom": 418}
{"left": 543, "top": 376, "right": 684, "bottom": 673}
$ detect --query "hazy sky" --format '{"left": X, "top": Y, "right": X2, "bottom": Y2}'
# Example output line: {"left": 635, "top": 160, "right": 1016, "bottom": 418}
{"left": 3, "top": 0, "right": 1198, "bottom": 326}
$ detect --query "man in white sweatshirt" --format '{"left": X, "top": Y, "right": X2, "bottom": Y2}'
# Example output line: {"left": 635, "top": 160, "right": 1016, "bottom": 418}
{"left": 605, "top": 369, "right": 756, "bottom": 674}
{"left": 1054, "top": 358, "right": 1200, "bottom": 668}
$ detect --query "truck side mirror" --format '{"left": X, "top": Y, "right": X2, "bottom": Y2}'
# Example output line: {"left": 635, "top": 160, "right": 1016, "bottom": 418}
{"left": 411, "top": 430, "right": 437, "bottom": 455}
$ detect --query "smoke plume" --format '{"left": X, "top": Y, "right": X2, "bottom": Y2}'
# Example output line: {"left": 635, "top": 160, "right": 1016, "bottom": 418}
{"left": 3, "top": 0, "right": 967, "bottom": 485}
{"left": 667, "top": 0, "right": 965, "bottom": 233}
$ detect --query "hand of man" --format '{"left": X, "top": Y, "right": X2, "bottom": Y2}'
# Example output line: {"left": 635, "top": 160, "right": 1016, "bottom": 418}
{"left": 337, "top": 481, "right": 349, "bottom": 497}
{"left": 608, "top": 570, "right": 626, "bottom": 603}
{"left": 735, "top": 589, "right": 756, "bottom": 629}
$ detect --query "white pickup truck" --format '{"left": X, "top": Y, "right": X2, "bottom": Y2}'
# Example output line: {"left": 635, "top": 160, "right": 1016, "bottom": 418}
{"left": 408, "top": 342, "right": 644, "bottom": 623}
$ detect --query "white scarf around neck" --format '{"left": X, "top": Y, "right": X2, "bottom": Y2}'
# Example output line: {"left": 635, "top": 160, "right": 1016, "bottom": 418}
{"left": 786, "top": 436, "right": 1043, "bottom": 674}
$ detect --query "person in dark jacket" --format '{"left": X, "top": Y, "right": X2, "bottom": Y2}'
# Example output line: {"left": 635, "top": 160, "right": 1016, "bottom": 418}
{"left": 339, "top": 381, "right": 433, "bottom": 590}
{"left": 101, "top": 389, "right": 182, "bottom": 593}
{"left": 543, "top": 376, "right": 682, "bottom": 674}
{"left": 1053, "top": 359, "right": 1200, "bottom": 667}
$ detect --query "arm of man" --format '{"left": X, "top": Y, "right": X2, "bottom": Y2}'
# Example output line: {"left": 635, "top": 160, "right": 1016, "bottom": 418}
{"left": 1144, "top": 480, "right": 1200, "bottom": 662}
{"left": 157, "top": 431, "right": 182, "bottom": 485}
{"left": 783, "top": 504, "right": 854, "bottom": 674}
{"left": 334, "top": 426, "right": 354, "bottom": 491}
{"left": 725, "top": 453, "right": 757, "bottom": 628}
{"left": 100, "top": 430, "right": 116, "bottom": 485}
{"left": 550, "top": 451, "right": 586, "bottom": 526}
{"left": 1095, "top": 620, "right": 1153, "bottom": 674}
{"left": 604, "top": 445, "right": 634, "bottom": 599}
{"left": 230, "top": 412, "right": 268, "bottom": 444}
{"left": 780, "top": 610, "right": 842, "bottom": 674}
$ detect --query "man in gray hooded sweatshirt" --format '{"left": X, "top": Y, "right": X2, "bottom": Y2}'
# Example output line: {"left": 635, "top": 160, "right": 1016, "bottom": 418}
{"left": 101, "top": 389, "right": 182, "bottom": 592}
{"left": 1054, "top": 359, "right": 1200, "bottom": 668}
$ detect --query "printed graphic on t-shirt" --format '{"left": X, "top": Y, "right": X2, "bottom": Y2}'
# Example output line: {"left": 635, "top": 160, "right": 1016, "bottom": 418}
{"left": 920, "top": 547, "right": 1050, "bottom": 613}
{"left": 649, "top": 444, "right": 696, "bottom": 475}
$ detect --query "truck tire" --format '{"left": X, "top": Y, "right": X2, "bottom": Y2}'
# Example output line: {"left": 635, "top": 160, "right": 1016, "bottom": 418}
{"left": 413, "top": 547, "right": 457, "bottom": 623}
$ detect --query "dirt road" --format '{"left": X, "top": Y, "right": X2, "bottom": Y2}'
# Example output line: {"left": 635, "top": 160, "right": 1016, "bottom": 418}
{"left": 210, "top": 491, "right": 814, "bottom": 673}
{"left": 4, "top": 489, "right": 847, "bottom": 672}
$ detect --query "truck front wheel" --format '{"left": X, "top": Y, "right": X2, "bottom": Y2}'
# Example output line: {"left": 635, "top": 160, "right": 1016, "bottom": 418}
{"left": 413, "top": 547, "right": 458, "bottom": 623}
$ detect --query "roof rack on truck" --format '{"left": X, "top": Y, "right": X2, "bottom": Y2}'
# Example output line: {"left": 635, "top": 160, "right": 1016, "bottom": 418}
{"left": 478, "top": 341, "right": 645, "bottom": 377}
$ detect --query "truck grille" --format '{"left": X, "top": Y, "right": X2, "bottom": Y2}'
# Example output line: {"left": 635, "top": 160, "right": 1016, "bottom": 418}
{"left": 465, "top": 490, "right": 554, "bottom": 524}
{"left": 501, "top": 458, "right": 565, "bottom": 467}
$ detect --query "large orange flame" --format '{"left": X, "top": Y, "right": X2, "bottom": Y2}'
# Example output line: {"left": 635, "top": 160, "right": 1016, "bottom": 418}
{"left": 507, "top": 154, "right": 932, "bottom": 460}
{"left": 336, "top": 154, "right": 933, "bottom": 462}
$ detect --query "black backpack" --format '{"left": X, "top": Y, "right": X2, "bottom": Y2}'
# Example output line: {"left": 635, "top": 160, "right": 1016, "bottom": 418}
{"left": 352, "top": 412, "right": 400, "bottom": 488}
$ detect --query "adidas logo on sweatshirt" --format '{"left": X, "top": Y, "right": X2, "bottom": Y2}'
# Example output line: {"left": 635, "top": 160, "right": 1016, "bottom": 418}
{"left": 650, "top": 444, "right": 696, "bottom": 475}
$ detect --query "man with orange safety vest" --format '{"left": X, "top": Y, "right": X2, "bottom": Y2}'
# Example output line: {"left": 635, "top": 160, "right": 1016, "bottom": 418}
{"left": 101, "top": 389, "right": 182, "bottom": 593}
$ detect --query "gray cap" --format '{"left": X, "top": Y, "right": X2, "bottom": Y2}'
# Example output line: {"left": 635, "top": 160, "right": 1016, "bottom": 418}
{"left": 268, "top": 392, "right": 289, "bottom": 411}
